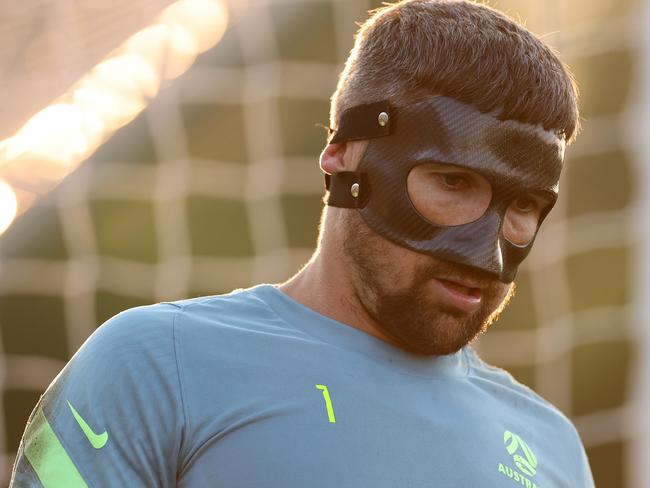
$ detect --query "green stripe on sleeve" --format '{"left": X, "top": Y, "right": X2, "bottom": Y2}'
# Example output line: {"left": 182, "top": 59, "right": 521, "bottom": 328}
{"left": 23, "top": 408, "right": 89, "bottom": 488}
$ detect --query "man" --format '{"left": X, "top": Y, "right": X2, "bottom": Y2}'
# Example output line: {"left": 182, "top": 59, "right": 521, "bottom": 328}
{"left": 11, "top": 0, "right": 594, "bottom": 486}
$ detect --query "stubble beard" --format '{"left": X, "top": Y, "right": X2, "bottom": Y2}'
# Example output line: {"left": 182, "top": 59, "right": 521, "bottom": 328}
{"left": 341, "top": 211, "right": 515, "bottom": 356}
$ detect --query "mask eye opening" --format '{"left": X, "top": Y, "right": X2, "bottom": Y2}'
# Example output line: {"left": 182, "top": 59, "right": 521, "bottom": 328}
{"left": 501, "top": 190, "right": 557, "bottom": 246}
{"left": 405, "top": 161, "right": 493, "bottom": 228}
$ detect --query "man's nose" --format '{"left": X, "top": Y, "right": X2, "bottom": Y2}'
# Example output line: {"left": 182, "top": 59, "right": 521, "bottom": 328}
{"left": 442, "top": 210, "right": 505, "bottom": 278}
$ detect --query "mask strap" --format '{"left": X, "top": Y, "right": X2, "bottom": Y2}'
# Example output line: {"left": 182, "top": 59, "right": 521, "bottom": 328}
{"left": 328, "top": 100, "right": 392, "bottom": 144}
{"left": 324, "top": 172, "right": 369, "bottom": 208}
{"left": 325, "top": 101, "right": 390, "bottom": 208}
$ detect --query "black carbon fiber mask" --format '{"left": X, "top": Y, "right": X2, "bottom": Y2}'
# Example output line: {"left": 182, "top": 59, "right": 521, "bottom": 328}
{"left": 325, "top": 96, "right": 566, "bottom": 283}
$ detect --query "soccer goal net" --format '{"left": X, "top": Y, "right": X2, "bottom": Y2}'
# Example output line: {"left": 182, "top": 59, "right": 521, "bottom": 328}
{"left": 0, "top": 0, "right": 645, "bottom": 486}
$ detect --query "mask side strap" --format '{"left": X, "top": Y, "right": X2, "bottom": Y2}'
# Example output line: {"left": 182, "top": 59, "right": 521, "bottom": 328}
{"left": 324, "top": 172, "right": 369, "bottom": 208}
{"left": 328, "top": 101, "right": 392, "bottom": 144}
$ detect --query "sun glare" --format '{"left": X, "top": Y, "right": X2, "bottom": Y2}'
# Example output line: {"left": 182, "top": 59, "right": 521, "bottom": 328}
{"left": 7, "top": 104, "right": 89, "bottom": 166}
{"left": 0, "top": 180, "right": 18, "bottom": 235}
{"left": 0, "top": 0, "right": 229, "bottom": 237}
{"left": 161, "top": 0, "right": 229, "bottom": 53}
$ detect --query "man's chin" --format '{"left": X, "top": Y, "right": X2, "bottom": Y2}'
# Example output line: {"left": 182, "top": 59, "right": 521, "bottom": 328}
{"left": 376, "top": 308, "right": 486, "bottom": 356}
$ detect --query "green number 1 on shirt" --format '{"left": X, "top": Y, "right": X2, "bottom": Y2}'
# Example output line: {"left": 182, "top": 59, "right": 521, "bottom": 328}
{"left": 315, "top": 384, "right": 336, "bottom": 423}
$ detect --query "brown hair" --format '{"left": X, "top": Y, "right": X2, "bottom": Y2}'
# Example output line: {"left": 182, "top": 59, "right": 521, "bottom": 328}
{"left": 331, "top": 0, "right": 580, "bottom": 141}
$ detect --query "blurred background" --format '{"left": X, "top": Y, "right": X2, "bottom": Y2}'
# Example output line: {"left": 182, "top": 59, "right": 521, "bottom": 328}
{"left": 0, "top": 0, "right": 647, "bottom": 486}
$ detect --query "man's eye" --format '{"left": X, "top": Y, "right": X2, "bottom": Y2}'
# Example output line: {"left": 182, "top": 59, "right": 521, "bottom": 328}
{"left": 437, "top": 173, "right": 468, "bottom": 189}
{"left": 513, "top": 196, "right": 537, "bottom": 212}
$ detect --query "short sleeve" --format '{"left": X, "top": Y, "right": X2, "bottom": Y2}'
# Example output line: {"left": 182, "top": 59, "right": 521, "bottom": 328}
{"left": 579, "top": 438, "right": 596, "bottom": 487}
{"left": 9, "top": 303, "right": 186, "bottom": 488}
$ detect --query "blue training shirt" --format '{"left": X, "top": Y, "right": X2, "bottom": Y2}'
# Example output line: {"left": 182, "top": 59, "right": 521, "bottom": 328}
{"left": 11, "top": 284, "right": 594, "bottom": 487}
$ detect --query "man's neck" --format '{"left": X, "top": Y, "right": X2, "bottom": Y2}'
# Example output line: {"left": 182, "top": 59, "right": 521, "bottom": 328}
{"left": 278, "top": 250, "right": 403, "bottom": 349}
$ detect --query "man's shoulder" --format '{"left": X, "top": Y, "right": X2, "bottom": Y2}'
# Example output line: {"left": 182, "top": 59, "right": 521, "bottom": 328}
{"left": 463, "top": 347, "right": 592, "bottom": 484}
{"left": 162, "top": 284, "right": 281, "bottom": 332}
{"left": 463, "top": 346, "right": 578, "bottom": 428}
{"left": 163, "top": 284, "right": 270, "bottom": 315}
{"left": 51, "top": 288, "right": 271, "bottom": 429}
{"left": 466, "top": 347, "right": 542, "bottom": 398}
{"left": 95, "top": 285, "right": 271, "bottom": 342}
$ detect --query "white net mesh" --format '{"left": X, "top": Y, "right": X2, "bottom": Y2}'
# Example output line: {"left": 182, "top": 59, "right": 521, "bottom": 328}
{"left": 0, "top": 0, "right": 642, "bottom": 485}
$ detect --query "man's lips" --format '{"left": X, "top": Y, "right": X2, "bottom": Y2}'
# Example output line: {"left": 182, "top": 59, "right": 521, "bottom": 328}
{"left": 436, "top": 278, "right": 483, "bottom": 299}
{"left": 432, "top": 276, "right": 485, "bottom": 312}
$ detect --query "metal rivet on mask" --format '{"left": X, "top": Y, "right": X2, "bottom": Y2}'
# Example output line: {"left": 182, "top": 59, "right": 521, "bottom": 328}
{"left": 350, "top": 183, "right": 360, "bottom": 198}
{"left": 378, "top": 112, "right": 389, "bottom": 127}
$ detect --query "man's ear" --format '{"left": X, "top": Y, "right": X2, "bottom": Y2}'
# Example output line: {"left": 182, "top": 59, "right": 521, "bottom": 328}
{"left": 319, "top": 142, "right": 347, "bottom": 175}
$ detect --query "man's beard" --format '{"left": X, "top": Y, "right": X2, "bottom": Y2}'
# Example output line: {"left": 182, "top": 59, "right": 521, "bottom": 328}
{"left": 341, "top": 211, "right": 515, "bottom": 356}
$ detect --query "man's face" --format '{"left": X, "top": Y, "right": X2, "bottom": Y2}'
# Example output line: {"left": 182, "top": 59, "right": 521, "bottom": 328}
{"left": 338, "top": 159, "right": 534, "bottom": 356}
{"left": 342, "top": 208, "right": 515, "bottom": 355}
